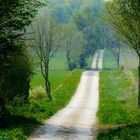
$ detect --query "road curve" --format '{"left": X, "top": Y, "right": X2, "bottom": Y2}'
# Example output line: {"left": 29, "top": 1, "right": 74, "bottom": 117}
{"left": 28, "top": 50, "right": 104, "bottom": 140}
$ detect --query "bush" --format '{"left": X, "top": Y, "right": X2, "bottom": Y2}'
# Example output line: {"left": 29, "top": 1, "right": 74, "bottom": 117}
{"left": 0, "top": 47, "right": 32, "bottom": 114}
{"left": 30, "top": 86, "right": 47, "bottom": 100}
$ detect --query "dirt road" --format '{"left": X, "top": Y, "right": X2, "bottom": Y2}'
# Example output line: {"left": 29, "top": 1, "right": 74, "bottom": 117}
{"left": 29, "top": 50, "right": 104, "bottom": 140}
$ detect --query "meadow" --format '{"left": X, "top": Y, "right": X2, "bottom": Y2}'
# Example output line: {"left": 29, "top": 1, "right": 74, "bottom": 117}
{"left": 97, "top": 49, "right": 140, "bottom": 140}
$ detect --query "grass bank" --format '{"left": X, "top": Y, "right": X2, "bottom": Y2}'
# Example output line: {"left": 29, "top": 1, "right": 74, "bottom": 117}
{"left": 0, "top": 70, "right": 83, "bottom": 140}
{"left": 97, "top": 69, "right": 140, "bottom": 140}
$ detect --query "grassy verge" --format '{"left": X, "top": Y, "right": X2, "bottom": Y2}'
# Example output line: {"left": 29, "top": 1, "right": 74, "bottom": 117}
{"left": 97, "top": 69, "right": 140, "bottom": 140}
{"left": 132, "top": 68, "right": 138, "bottom": 81}
{"left": 0, "top": 70, "right": 83, "bottom": 140}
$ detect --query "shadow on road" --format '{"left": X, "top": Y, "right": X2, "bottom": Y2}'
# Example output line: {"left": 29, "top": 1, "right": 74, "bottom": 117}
{"left": 30, "top": 123, "right": 97, "bottom": 139}
{"left": 0, "top": 113, "right": 41, "bottom": 137}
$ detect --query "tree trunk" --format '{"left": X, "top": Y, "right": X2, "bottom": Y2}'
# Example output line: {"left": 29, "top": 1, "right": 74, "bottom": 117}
{"left": 45, "top": 79, "right": 52, "bottom": 101}
{"left": 0, "top": 98, "right": 6, "bottom": 117}
{"left": 45, "top": 63, "right": 52, "bottom": 102}
{"left": 117, "top": 54, "right": 120, "bottom": 67}
{"left": 66, "top": 51, "right": 71, "bottom": 70}
{"left": 138, "top": 57, "right": 140, "bottom": 108}
{"left": 79, "top": 54, "right": 87, "bottom": 68}
{"left": 24, "top": 81, "right": 30, "bottom": 102}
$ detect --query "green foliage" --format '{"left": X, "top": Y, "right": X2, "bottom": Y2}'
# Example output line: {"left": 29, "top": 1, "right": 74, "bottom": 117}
{"left": 97, "top": 69, "right": 140, "bottom": 139}
{"left": 0, "top": 0, "right": 45, "bottom": 114}
{"left": 72, "top": 0, "right": 105, "bottom": 66}
{"left": 0, "top": 48, "right": 32, "bottom": 108}
{"left": 0, "top": 0, "right": 44, "bottom": 36}
{"left": 62, "top": 23, "right": 86, "bottom": 70}
{"left": 46, "top": 0, "right": 81, "bottom": 24}
{"left": 105, "top": 0, "right": 140, "bottom": 56}
{"left": 0, "top": 70, "right": 83, "bottom": 140}
{"left": 30, "top": 17, "right": 63, "bottom": 101}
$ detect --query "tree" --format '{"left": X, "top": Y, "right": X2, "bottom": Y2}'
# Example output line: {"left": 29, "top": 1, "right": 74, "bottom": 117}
{"left": 72, "top": 0, "right": 105, "bottom": 67}
{"left": 107, "top": 39, "right": 121, "bottom": 67}
{"left": 31, "top": 18, "right": 62, "bottom": 101}
{"left": 62, "top": 23, "right": 86, "bottom": 70}
{"left": 45, "top": 0, "right": 81, "bottom": 24}
{"left": 104, "top": 29, "right": 121, "bottom": 67}
{"left": 105, "top": 0, "right": 140, "bottom": 107}
{"left": 0, "top": 0, "right": 44, "bottom": 115}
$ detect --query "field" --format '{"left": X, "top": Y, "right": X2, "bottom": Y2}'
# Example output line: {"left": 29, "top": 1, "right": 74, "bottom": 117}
{"left": 97, "top": 49, "right": 140, "bottom": 140}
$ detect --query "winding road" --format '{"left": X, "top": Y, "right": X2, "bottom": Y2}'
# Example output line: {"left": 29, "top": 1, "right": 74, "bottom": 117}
{"left": 29, "top": 50, "right": 104, "bottom": 140}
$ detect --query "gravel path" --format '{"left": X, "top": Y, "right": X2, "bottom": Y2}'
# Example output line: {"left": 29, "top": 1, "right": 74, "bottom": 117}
{"left": 29, "top": 50, "right": 104, "bottom": 140}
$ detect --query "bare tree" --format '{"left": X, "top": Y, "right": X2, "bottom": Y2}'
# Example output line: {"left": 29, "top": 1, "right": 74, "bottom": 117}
{"left": 31, "top": 18, "right": 62, "bottom": 101}
{"left": 105, "top": 35, "right": 121, "bottom": 67}
{"left": 109, "top": 43, "right": 121, "bottom": 68}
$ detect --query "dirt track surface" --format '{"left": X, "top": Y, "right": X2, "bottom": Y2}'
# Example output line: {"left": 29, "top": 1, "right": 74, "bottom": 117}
{"left": 29, "top": 50, "right": 104, "bottom": 140}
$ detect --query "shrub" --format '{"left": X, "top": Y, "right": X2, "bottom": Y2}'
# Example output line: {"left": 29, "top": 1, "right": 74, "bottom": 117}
{"left": 0, "top": 47, "right": 32, "bottom": 114}
{"left": 30, "top": 86, "right": 47, "bottom": 100}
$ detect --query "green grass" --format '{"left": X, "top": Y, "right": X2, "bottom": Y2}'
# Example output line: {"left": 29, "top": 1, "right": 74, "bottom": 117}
{"left": 132, "top": 68, "right": 138, "bottom": 81}
{"left": 30, "top": 70, "right": 71, "bottom": 90}
{"left": 103, "top": 49, "right": 117, "bottom": 69}
{"left": 97, "top": 70, "right": 140, "bottom": 140}
{"left": 49, "top": 50, "right": 68, "bottom": 70}
{"left": 0, "top": 70, "right": 83, "bottom": 140}
{"left": 97, "top": 49, "right": 140, "bottom": 140}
